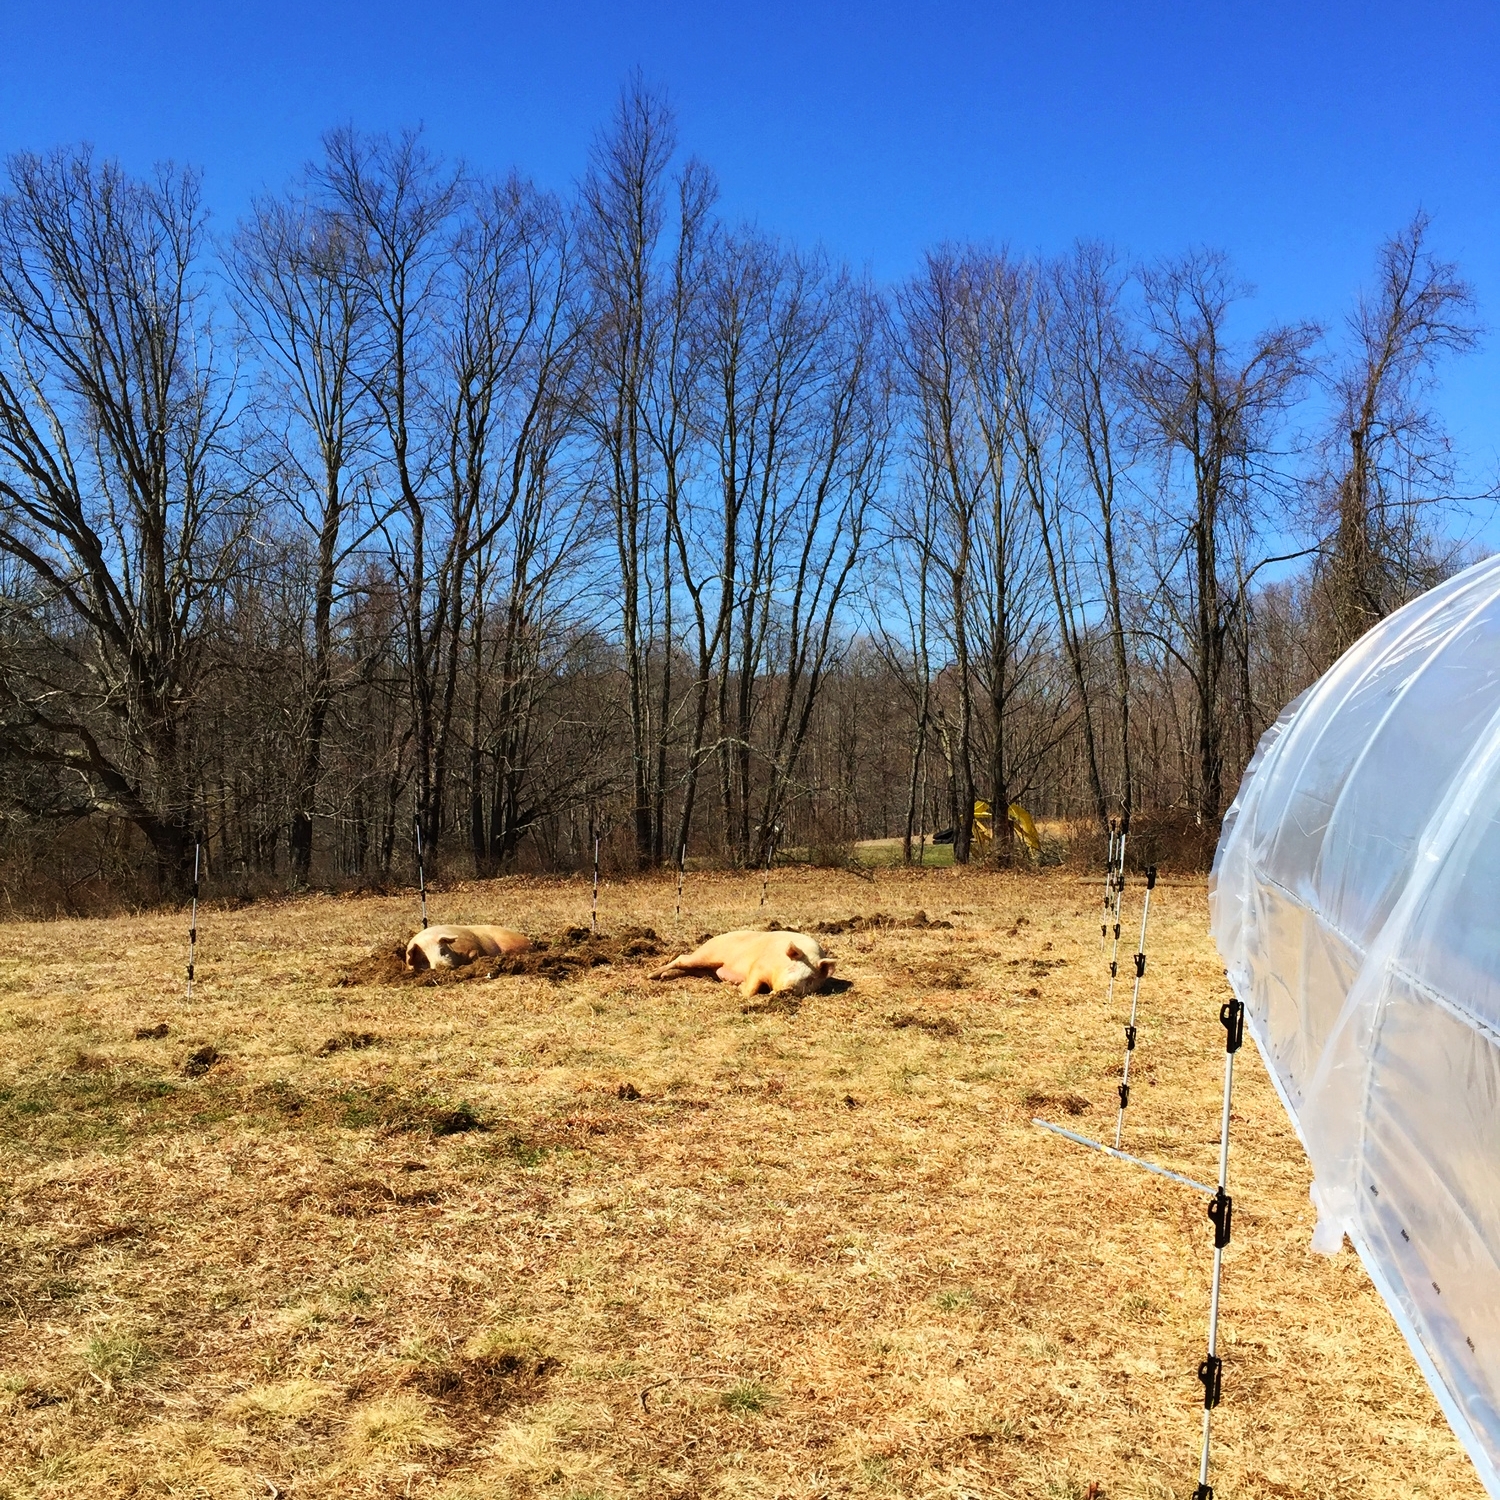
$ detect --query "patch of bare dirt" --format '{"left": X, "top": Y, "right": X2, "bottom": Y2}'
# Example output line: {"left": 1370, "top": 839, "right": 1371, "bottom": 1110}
{"left": 182, "top": 1044, "right": 221, "bottom": 1077}
{"left": 1021, "top": 1090, "right": 1092, "bottom": 1116}
{"left": 811, "top": 910, "right": 954, "bottom": 935}
{"left": 316, "top": 1031, "right": 379, "bottom": 1055}
{"left": 336, "top": 926, "right": 667, "bottom": 988}
{"left": 888, "top": 1012, "right": 961, "bottom": 1038}
{"left": 904, "top": 960, "right": 970, "bottom": 990}
{"left": 742, "top": 994, "right": 802, "bottom": 1016}
{"left": 1007, "top": 956, "right": 1068, "bottom": 975}
{"left": 406, "top": 1351, "right": 561, "bottom": 1412}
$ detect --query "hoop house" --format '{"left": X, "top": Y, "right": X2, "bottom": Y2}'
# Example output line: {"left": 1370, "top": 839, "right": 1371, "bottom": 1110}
{"left": 1211, "top": 553, "right": 1500, "bottom": 1493}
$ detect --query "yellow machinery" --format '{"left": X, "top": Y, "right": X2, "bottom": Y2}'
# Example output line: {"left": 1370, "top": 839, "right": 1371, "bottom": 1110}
{"left": 970, "top": 800, "right": 1041, "bottom": 858}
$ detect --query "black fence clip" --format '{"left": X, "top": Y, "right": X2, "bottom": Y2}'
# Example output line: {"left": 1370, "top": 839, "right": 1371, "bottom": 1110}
{"left": 1208, "top": 1187, "right": 1233, "bottom": 1249}
{"left": 1124, "top": 1024, "right": 1136, "bottom": 1051}
{"left": 1113, "top": 922, "right": 1121, "bottom": 941}
{"left": 1134, "top": 952, "right": 1146, "bottom": 978}
{"left": 1117, "top": 1081, "right": 1130, "bottom": 1110}
{"left": 1110, "top": 960, "right": 1118, "bottom": 978}
{"left": 188, "top": 927, "right": 197, "bottom": 943}
{"left": 1198, "top": 1353, "right": 1222, "bottom": 1409}
{"left": 186, "top": 963, "right": 195, "bottom": 981}
{"left": 1146, "top": 865, "right": 1158, "bottom": 890}
{"left": 1220, "top": 998, "right": 1244, "bottom": 1054}
{"left": 1192, "top": 1486, "right": 1214, "bottom": 1500}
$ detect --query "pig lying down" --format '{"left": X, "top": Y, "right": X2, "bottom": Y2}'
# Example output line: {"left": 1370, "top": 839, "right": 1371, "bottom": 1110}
{"left": 405, "top": 925, "right": 531, "bottom": 971}
{"left": 649, "top": 929, "right": 834, "bottom": 998}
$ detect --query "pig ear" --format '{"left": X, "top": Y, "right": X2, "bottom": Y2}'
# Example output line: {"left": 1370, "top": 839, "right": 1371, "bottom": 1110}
{"left": 819, "top": 959, "right": 835, "bottom": 978}
{"left": 437, "top": 936, "right": 454, "bottom": 953}
{"left": 786, "top": 942, "right": 802, "bottom": 960}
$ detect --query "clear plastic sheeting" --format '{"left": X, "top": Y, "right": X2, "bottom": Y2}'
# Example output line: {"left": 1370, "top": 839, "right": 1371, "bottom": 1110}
{"left": 1210, "top": 552, "right": 1500, "bottom": 1495}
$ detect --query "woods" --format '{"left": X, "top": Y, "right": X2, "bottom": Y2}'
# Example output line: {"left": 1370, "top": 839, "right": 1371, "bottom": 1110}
{"left": 0, "top": 85, "right": 1485, "bottom": 904}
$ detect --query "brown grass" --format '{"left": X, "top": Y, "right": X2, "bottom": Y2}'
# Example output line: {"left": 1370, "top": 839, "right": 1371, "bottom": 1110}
{"left": 0, "top": 868, "right": 1483, "bottom": 1498}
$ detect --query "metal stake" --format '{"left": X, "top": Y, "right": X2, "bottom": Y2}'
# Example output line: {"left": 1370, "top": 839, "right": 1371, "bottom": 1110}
{"left": 1194, "top": 995, "right": 1244, "bottom": 1500}
{"left": 675, "top": 844, "right": 686, "bottom": 927}
{"left": 1114, "top": 828, "right": 1128, "bottom": 929}
{"left": 1101, "top": 823, "right": 1118, "bottom": 948}
{"left": 915, "top": 729, "right": 929, "bottom": 868}
{"left": 414, "top": 814, "right": 429, "bottom": 929}
{"left": 592, "top": 835, "right": 600, "bottom": 935}
{"left": 759, "top": 825, "right": 779, "bottom": 909}
{"left": 185, "top": 839, "right": 201, "bottom": 1001}
{"left": 1114, "top": 866, "right": 1158, "bottom": 1148}
{"left": 1102, "top": 846, "right": 1127, "bottom": 1018}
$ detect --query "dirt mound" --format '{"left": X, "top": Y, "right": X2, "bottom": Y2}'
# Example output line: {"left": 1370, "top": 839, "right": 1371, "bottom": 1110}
{"left": 182, "top": 1044, "right": 221, "bottom": 1077}
{"left": 316, "top": 1031, "right": 379, "bottom": 1055}
{"left": 889, "top": 1012, "right": 961, "bottom": 1037}
{"left": 904, "top": 960, "right": 969, "bottom": 990}
{"left": 406, "top": 1350, "right": 561, "bottom": 1412}
{"left": 742, "top": 994, "right": 802, "bottom": 1016}
{"left": 811, "top": 909, "right": 953, "bottom": 935}
{"left": 1007, "top": 956, "right": 1068, "bottom": 975}
{"left": 337, "top": 926, "right": 666, "bottom": 988}
{"left": 1022, "top": 1090, "right": 1092, "bottom": 1117}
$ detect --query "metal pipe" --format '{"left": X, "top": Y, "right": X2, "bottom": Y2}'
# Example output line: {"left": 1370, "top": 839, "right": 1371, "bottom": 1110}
{"left": 1032, "top": 1118, "right": 1214, "bottom": 1196}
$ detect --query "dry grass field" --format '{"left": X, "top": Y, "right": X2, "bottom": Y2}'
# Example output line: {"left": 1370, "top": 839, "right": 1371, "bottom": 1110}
{"left": 0, "top": 867, "right": 1484, "bottom": 1499}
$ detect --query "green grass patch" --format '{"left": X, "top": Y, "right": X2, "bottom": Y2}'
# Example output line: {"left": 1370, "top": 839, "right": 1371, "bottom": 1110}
{"left": 719, "top": 1380, "right": 773, "bottom": 1414}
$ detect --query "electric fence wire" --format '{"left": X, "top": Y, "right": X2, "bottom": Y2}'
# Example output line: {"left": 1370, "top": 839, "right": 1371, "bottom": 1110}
{"left": 1114, "top": 866, "right": 1158, "bottom": 1148}
{"left": 1102, "top": 841, "right": 1127, "bottom": 1015}
{"left": 1100, "top": 825, "right": 1119, "bottom": 949}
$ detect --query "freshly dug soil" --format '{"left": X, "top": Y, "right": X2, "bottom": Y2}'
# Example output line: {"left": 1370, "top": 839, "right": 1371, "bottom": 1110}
{"left": 811, "top": 910, "right": 953, "bottom": 935}
{"left": 405, "top": 1350, "right": 561, "bottom": 1412}
{"left": 336, "top": 926, "right": 667, "bottom": 988}
{"left": 1021, "top": 1090, "right": 1093, "bottom": 1117}
{"left": 888, "top": 1011, "right": 962, "bottom": 1037}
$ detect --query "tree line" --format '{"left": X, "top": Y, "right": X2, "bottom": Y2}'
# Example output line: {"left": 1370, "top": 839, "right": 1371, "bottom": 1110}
{"left": 0, "top": 82, "right": 1485, "bottom": 904}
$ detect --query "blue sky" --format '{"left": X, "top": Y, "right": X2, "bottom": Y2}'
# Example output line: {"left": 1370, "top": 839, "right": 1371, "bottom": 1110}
{"left": 4, "top": 0, "right": 1499, "bottom": 488}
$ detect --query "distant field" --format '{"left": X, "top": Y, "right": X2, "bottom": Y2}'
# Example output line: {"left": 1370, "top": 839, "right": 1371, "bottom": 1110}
{"left": 0, "top": 869, "right": 1479, "bottom": 1498}
{"left": 851, "top": 837, "right": 956, "bottom": 868}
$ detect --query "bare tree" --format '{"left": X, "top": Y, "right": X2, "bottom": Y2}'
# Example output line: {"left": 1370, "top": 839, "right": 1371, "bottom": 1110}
{"left": 647, "top": 165, "right": 717, "bottom": 864}
{"left": 314, "top": 128, "right": 465, "bottom": 866}
{"left": 1134, "top": 252, "right": 1317, "bottom": 826}
{"left": 0, "top": 148, "right": 242, "bottom": 888}
{"left": 1049, "top": 243, "right": 1137, "bottom": 830}
{"left": 452, "top": 180, "right": 594, "bottom": 870}
{"left": 230, "top": 189, "right": 375, "bottom": 883}
{"left": 579, "top": 79, "right": 712, "bottom": 868}
{"left": 749, "top": 270, "right": 888, "bottom": 857}
{"left": 1320, "top": 213, "right": 1480, "bottom": 660}
{"left": 897, "top": 250, "right": 981, "bottom": 862}
{"left": 956, "top": 249, "right": 1064, "bottom": 861}
{"left": 865, "top": 468, "right": 939, "bottom": 863}
{"left": 702, "top": 236, "right": 887, "bottom": 863}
